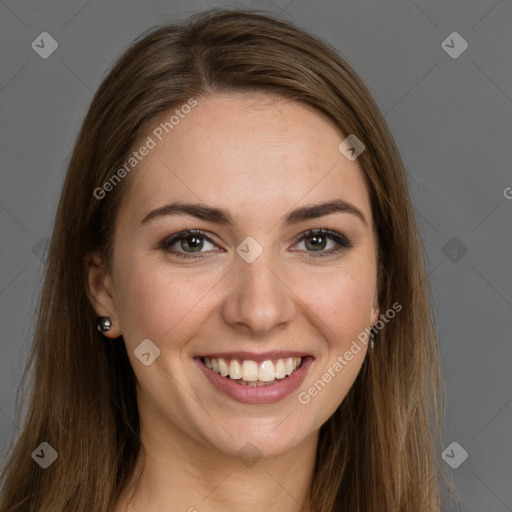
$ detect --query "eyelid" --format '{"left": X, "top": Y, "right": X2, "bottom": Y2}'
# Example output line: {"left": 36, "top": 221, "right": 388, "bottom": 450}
{"left": 290, "top": 228, "right": 353, "bottom": 258}
{"left": 293, "top": 228, "right": 352, "bottom": 247}
{"left": 157, "top": 228, "right": 220, "bottom": 254}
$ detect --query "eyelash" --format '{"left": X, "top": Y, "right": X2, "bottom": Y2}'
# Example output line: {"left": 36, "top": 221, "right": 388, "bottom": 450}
{"left": 157, "top": 228, "right": 353, "bottom": 260}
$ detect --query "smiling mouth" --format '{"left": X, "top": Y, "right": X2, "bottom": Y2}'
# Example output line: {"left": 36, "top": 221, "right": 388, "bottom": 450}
{"left": 201, "top": 356, "right": 303, "bottom": 386}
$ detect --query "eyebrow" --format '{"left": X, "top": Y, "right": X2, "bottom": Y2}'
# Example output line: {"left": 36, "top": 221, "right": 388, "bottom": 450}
{"left": 139, "top": 199, "right": 367, "bottom": 228}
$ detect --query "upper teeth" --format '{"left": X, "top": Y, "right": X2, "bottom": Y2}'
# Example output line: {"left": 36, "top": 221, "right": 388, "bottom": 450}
{"left": 204, "top": 357, "right": 302, "bottom": 382}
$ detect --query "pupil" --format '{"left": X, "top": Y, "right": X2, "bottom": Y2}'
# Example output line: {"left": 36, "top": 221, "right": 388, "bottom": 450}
{"left": 306, "top": 235, "right": 326, "bottom": 251}
{"left": 183, "top": 236, "right": 203, "bottom": 251}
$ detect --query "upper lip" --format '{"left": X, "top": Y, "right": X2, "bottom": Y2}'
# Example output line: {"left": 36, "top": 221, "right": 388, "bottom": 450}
{"left": 196, "top": 351, "right": 312, "bottom": 362}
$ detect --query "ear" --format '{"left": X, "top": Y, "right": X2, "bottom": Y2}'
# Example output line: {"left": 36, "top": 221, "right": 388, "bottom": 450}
{"left": 370, "top": 291, "right": 380, "bottom": 327}
{"left": 84, "top": 251, "right": 122, "bottom": 338}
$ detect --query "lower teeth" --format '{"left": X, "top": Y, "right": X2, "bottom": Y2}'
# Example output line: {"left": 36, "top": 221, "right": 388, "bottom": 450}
{"left": 232, "top": 379, "right": 278, "bottom": 386}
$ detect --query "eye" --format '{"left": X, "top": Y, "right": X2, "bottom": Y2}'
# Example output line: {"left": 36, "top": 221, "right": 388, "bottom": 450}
{"left": 158, "top": 228, "right": 353, "bottom": 260}
{"left": 292, "top": 229, "right": 353, "bottom": 258}
{"left": 158, "top": 229, "right": 220, "bottom": 259}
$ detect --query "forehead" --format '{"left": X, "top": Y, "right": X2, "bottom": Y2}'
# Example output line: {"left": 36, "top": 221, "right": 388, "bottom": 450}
{"left": 118, "top": 92, "right": 372, "bottom": 229}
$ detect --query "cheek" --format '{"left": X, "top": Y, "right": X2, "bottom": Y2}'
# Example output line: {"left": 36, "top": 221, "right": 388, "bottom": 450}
{"left": 300, "top": 260, "right": 377, "bottom": 343}
{"left": 294, "top": 263, "right": 375, "bottom": 423}
{"left": 112, "top": 254, "right": 221, "bottom": 349}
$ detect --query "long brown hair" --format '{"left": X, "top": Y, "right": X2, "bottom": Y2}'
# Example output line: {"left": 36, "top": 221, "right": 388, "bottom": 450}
{"left": 0, "top": 9, "right": 446, "bottom": 511}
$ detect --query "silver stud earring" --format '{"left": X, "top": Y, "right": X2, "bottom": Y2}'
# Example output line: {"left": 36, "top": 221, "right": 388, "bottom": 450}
{"left": 97, "top": 316, "right": 112, "bottom": 333}
{"left": 370, "top": 338, "right": 375, "bottom": 350}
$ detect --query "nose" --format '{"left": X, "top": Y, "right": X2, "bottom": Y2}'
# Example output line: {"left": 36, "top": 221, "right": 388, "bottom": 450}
{"left": 221, "top": 251, "right": 296, "bottom": 337}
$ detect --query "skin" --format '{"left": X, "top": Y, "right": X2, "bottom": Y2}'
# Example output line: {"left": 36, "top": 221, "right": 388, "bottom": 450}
{"left": 85, "top": 92, "right": 380, "bottom": 512}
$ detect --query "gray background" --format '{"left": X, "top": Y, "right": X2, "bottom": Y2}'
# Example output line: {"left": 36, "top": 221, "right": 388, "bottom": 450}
{"left": 1, "top": 0, "right": 511, "bottom": 510}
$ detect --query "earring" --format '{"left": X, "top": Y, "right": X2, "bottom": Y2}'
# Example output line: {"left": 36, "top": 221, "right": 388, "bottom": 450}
{"left": 97, "top": 316, "right": 112, "bottom": 333}
{"left": 370, "top": 339, "right": 375, "bottom": 350}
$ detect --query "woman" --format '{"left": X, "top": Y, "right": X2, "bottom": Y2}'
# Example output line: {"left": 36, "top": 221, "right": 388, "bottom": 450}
{"left": 0, "top": 9, "right": 446, "bottom": 511}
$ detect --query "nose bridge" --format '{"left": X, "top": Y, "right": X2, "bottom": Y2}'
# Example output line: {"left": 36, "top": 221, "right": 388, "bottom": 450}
{"left": 222, "top": 246, "right": 295, "bottom": 335}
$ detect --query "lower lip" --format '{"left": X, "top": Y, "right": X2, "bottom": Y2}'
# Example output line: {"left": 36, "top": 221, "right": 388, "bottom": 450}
{"left": 194, "top": 357, "right": 314, "bottom": 404}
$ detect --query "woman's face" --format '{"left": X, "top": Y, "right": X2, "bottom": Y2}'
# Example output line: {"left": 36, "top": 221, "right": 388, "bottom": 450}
{"left": 87, "top": 92, "right": 380, "bottom": 459}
